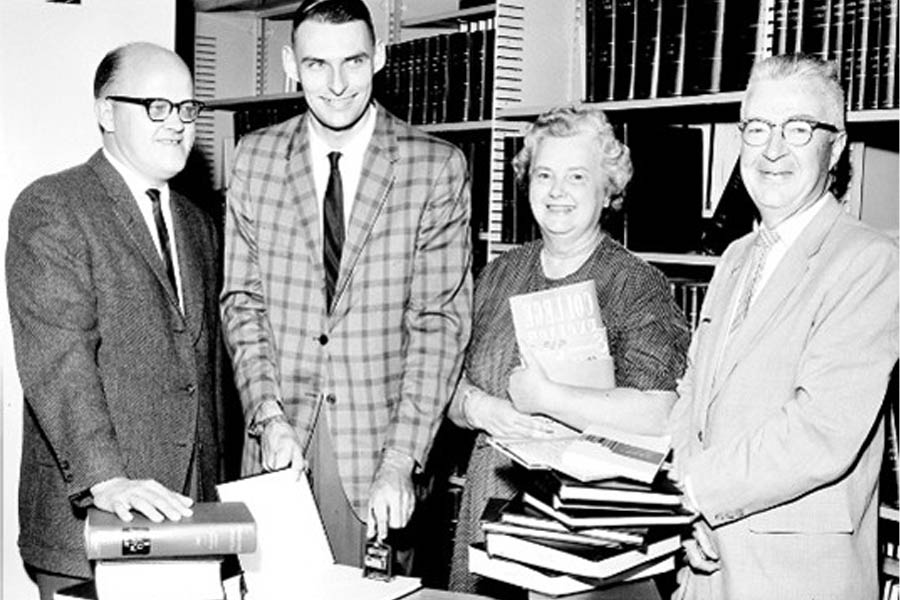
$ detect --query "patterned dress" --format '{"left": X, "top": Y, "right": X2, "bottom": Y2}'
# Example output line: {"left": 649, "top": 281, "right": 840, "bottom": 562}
{"left": 448, "top": 236, "right": 690, "bottom": 597}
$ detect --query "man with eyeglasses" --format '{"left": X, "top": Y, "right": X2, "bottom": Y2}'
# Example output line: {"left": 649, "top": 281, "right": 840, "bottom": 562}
{"left": 667, "top": 53, "right": 898, "bottom": 600}
{"left": 6, "top": 42, "right": 225, "bottom": 598}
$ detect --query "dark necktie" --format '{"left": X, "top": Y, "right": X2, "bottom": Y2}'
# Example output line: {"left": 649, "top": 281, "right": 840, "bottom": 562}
{"left": 146, "top": 188, "right": 179, "bottom": 302}
{"left": 323, "top": 151, "right": 344, "bottom": 310}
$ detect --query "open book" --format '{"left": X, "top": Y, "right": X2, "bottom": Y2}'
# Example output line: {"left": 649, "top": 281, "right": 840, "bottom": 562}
{"left": 509, "top": 280, "right": 615, "bottom": 389}
{"left": 216, "top": 470, "right": 421, "bottom": 600}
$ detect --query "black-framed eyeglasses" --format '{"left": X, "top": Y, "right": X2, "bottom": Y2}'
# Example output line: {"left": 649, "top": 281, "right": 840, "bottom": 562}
{"left": 738, "top": 118, "right": 841, "bottom": 147}
{"left": 106, "top": 95, "right": 205, "bottom": 123}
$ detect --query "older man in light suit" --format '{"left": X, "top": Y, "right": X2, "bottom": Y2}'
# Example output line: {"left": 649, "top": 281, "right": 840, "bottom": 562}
{"left": 220, "top": 0, "right": 471, "bottom": 570}
{"left": 669, "top": 54, "right": 898, "bottom": 600}
{"left": 6, "top": 43, "right": 224, "bottom": 599}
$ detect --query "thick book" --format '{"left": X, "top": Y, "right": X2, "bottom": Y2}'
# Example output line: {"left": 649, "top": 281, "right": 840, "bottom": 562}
{"left": 521, "top": 489, "right": 696, "bottom": 529}
{"left": 468, "top": 543, "right": 675, "bottom": 597}
{"left": 94, "top": 557, "right": 225, "bottom": 600}
{"left": 508, "top": 280, "right": 615, "bottom": 390}
{"left": 84, "top": 502, "right": 256, "bottom": 560}
{"left": 484, "top": 529, "right": 681, "bottom": 580}
{"left": 528, "top": 469, "right": 683, "bottom": 507}
{"left": 560, "top": 424, "right": 671, "bottom": 484}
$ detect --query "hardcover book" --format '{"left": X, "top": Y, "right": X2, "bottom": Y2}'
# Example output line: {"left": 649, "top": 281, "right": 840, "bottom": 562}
{"left": 560, "top": 424, "right": 671, "bottom": 484}
{"left": 84, "top": 502, "right": 256, "bottom": 560}
{"left": 468, "top": 543, "right": 676, "bottom": 597}
{"left": 527, "top": 469, "right": 684, "bottom": 507}
{"left": 508, "top": 280, "right": 615, "bottom": 390}
{"left": 483, "top": 529, "right": 681, "bottom": 580}
{"left": 93, "top": 558, "right": 225, "bottom": 600}
{"left": 521, "top": 489, "right": 696, "bottom": 529}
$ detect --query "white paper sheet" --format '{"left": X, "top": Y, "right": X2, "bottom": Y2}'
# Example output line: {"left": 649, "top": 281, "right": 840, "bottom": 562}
{"left": 217, "top": 470, "right": 421, "bottom": 600}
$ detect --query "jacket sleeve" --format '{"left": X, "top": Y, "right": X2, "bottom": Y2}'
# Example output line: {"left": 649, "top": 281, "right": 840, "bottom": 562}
{"left": 384, "top": 145, "right": 473, "bottom": 467}
{"left": 220, "top": 140, "right": 285, "bottom": 432}
{"left": 6, "top": 185, "right": 126, "bottom": 500}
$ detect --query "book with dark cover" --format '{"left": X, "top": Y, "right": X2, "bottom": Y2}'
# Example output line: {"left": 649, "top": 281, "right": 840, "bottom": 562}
{"left": 591, "top": 0, "right": 617, "bottom": 102}
{"left": 681, "top": 0, "right": 724, "bottom": 95}
{"left": 863, "top": 0, "right": 885, "bottom": 109}
{"left": 482, "top": 27, "right": 496, "bottom": 121}
{"left": 612, "top": 0, "right": 637, "bottom": 100}
{"left": 852, "top": 0, "right": 876, "bottom": 110}
{"left": 656, "top": 0, "right": 687, "bottom": 97}
{"left": 501, "top": 135, "right": 523, "bottom": 244}
{"left": 800, "top": 0, "right": 831, "bottom": 58}
{"left": 489, "top": 495, "right": 649, "bottom": 545}
{"left": 446, "top": 31, "right": 471, "bottom": 122}
{"left": 427, "top": 34, "right": 449, "bottom": 124}
{"left": 632, "top": 0, "right": 662, "bottom": 100}
{"left": 880, "top": 0, "right": 898, "bottom": 108}
{"left": 484, "top": 528, "right": 681, "bottom": 580}
{"left": 467, "top": 28, "right": 486, "bottom": 122}
{"left": 521, "top": 489, "right": 696, "bottom": 529}
{"left": 469, "top": 543, "right": 676, "bottom": 596}
{"left": 720, "top": 0, "right": 764, "bottom": 92}
{"left": 528, "top": 469, "right": 683, "bottom": 507}
{"left": 84, "top": 502, "right": 256, "bottom": 560}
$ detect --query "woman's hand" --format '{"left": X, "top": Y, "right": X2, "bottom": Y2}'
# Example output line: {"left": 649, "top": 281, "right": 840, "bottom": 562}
{"left": 466, "top": 391, "right": 556, "bottom": 439}
{"left": 507, "top": 345, "right": 557, "bottom": 416}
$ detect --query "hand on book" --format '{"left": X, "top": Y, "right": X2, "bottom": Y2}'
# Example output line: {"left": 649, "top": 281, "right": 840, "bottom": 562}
{"left": 508, "top": 345, "right": 557, "bottom": 416}
{"left": 90, "top": 477, "right": 194, "bottom": 523}
{"left": 260, "top": 417, "right": 306, "bottom": 473}
{"left": 682, "top": 519, "right": 720, "bottom": 574}
{"left": 467, "top": 390, "right": 558, "bottom": 439}
{"left": 367, "top": 449, "right": 416, "bottom": 541}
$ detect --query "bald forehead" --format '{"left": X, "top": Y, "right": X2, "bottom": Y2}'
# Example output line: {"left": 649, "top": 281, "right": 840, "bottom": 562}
{"left": 112, "top": 44, "right": 191, "bottom": 91}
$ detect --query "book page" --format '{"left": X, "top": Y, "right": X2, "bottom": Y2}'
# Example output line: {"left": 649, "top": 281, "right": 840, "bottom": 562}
{"left": 217, "top": 470, "right": 421, "bottom": 600}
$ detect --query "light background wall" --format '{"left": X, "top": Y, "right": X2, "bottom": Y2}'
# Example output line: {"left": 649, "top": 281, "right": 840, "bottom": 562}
{"left": 0, "top": 2, "right": 175, "bottom": 597}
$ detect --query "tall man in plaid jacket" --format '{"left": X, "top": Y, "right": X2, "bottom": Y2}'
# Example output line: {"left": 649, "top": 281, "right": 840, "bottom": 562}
{"left": 220, "top": 0, "right": 472, "bottom": 568}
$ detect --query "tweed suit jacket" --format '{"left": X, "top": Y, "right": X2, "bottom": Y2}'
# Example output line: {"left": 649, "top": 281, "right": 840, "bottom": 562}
{"left": 221, "top": 103, "right": 472, "bottom": 517}
{"left": 6, "top": 151, "right": 224, "bottom": 578}
{"left": 669, "top": 197, "right": 899, "bottom": 600}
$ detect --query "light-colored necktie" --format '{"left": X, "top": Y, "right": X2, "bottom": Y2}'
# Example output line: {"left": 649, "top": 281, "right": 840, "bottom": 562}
{"left": 729, "top": 226, "right": 779, "bottom": 333}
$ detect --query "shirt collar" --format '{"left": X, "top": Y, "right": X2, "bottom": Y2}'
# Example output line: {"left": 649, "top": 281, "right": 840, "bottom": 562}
{"left": 307, "top": 103, "right": 377, "bottom": 161}
{"left": 102, "top": 148, "right": 169, "bottom": 201}
{"left": 769, "top": 192, "right": 831, "bottom": 248}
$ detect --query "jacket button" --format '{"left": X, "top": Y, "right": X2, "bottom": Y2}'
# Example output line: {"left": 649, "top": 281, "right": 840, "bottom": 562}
{"left": 60, "top": 460, "right": 70, "bottom": 470}
{"left": 63, "top": 473, "right": 74, "bottom": 483}
{"left": 184, "top": 384, "right": 196, "bottom": 394}
{"left": 318, "top": 334, "right": 329, "bottom": 346}
{"left": 326, "top": 393, "right": 337, "bottom": 405}
{"left": 697, "top": 430, "right": 704, "bottom": 443}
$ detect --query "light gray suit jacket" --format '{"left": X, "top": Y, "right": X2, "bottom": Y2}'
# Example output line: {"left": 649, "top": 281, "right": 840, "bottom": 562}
{"left": 6, "top": 151, "right": 224, "bottom": 578}
{"left": 670, "top": 197, "right": 899, "bottom": 600}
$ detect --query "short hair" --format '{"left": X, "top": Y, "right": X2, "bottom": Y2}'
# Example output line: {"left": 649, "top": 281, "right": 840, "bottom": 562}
{"left": 744, "top": 53, "right": 846, "bottom": 129}
{"left": 744, "top": 53, "right": 850, "bottom": 197}
{"left": 94, "top": 46, "right": 125, "bottom": 99}
{"left": 513, "top": 105, "right": 633, "bottom": 198}
{"left": 291, "top": 0, "right": 376, "bottom": 46}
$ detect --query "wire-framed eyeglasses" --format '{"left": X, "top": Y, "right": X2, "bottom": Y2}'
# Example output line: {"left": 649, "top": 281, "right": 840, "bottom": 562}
{"left": 738, "top": 118, "right": 841, "bottom": 147}
{"left": 106, "top": 96, "right": 205, "bottom": 124}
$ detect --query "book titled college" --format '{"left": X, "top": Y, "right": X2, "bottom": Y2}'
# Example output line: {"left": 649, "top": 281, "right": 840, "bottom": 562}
{"left": 508, "top": 280, "right": 615, "bottom": 389}
{"left": 84, "top": 501, "right": 257, "bottom": 559}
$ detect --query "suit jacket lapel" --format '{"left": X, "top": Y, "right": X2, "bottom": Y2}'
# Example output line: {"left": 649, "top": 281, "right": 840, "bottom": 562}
{"left": 332, "top": 106, "right": 396, "bottom": 316}
{"left": 90, "top": 152, "right": 184, "bottom": 316}
{"left": 712, "top": 198, "right": 843, "bottom": 397}
{"left": 284, "top": 118, "right": 326, "bottom": 302}
{"left": 171, "top": 194, "right": 204, "bottom": 341}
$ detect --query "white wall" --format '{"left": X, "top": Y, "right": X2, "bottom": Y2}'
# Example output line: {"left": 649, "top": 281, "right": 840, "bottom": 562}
{"left": 0, "top": 2, "right": 175, "bottom": 597}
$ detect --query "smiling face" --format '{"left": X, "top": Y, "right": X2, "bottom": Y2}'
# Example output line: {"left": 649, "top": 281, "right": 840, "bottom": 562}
{"left": 528, "top": 132, "right": 608, "bottom": 248}
{"left": 96, "top": 47, "right": 195, "bottom": 186}
{"left": 740, "top": 76, "right": 846, "bottom": 227}
{"left": 287, "top": 19, "right": 384, "bottom": 146}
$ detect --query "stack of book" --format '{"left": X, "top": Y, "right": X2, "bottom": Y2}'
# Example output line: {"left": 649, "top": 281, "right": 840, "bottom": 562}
{"left": 473, "top": 425, "right": 695, "bottom": 596}
{"left": 80, "top": 502, "right": 256, "bottom": 600}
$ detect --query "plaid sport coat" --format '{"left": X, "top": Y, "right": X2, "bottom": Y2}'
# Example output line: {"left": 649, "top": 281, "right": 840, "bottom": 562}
{"left": 221, "top": 103, "right": 472, "bottom": 517}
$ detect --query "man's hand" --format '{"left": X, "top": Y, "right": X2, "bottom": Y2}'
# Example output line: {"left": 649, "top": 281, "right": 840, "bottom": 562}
{"left": 507, "top": 345, "right": 558, "bottom": 416}
{"left": 90, "top": 477, "right": 194, "bottom": 523}
{"left": 260, "top": 417, "right": 305, "bottom": 473}
{"left": 367, "top": 450, "right": 416, "bottom": 542}
{"left": 683, "top": 519, "right": 720, "bottom": 574}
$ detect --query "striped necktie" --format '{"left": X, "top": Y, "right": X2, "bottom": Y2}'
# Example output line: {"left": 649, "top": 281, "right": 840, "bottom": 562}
{"left": 729, "top": 226, "right": 779, "bottom": 333}
{"left": 146, "top": 188, "right": 178, "bottom": 302}
{"left": 323, "top": 151, "right": 344, "bottom": 311}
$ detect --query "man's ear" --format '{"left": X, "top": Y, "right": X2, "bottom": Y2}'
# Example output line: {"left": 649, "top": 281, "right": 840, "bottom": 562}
{"left": 829, "top": 130, "right": 848, "bottom": 171}
{"left": 95, "top": 97, "right": 115, "bottom": 133}
{"left": 373, "top": 40, "right": 386, "bottom": 75}
{"left": 282, "top": 45, "right": 299, "bottom": 83}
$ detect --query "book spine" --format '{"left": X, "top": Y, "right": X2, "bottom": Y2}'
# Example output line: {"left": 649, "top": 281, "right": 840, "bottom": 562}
{"left": 85, "top": 520, "right": 256, "bottom": 560}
